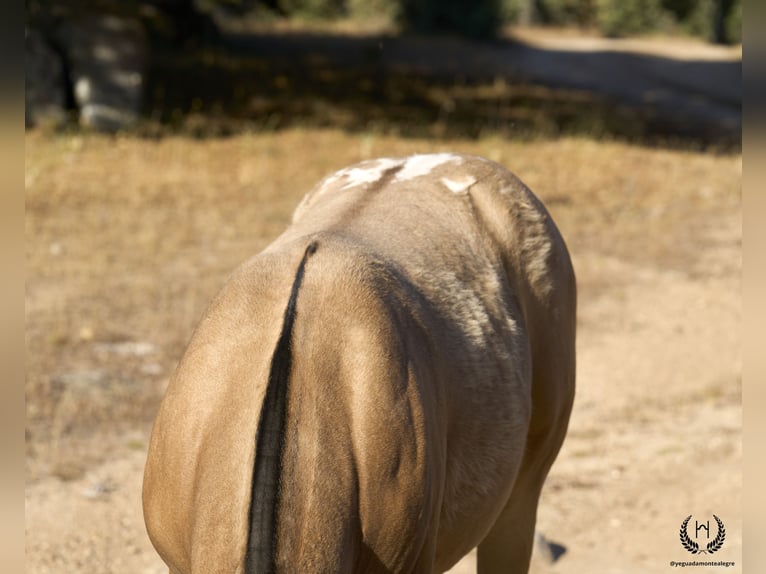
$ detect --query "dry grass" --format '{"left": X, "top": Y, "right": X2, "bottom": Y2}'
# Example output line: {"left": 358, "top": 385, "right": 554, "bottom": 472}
{"left": 24, "top": 127, "right": 740, "bottom": 479}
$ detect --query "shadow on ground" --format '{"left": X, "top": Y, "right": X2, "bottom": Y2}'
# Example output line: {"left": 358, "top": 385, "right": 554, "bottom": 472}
{"left": 142, "top": 25, "right": 740, "bottom": 149}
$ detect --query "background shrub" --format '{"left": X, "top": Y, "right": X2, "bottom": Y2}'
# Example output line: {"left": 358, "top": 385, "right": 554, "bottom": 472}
{"left": 278, "top": 0, "right": 345, "bottom": 19}
{"left": 595, "top": 0, "right": 669, "bottom": 37}
{"left": 346, "top": 0, "right": 399, "bottom": 21}
{"left": 397, "top": 0, "right": 503, "bottom": 38}
{"left": 677, "top": 0, "right": 740, "bottom": 43}
{"left": 499, "top": 0, "right": 740, "bottom": 42}
{"left": 31, "top": 0, "right": 737, "bottom": 43}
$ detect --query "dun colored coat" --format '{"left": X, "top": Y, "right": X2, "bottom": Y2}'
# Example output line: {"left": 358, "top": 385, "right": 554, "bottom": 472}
{"left": 143, "top": 153, "right": 576, "bottom": 574}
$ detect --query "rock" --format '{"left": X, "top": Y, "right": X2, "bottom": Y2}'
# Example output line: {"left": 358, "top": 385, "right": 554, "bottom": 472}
{"left": 82, "top": 480, "right": 117, "bottom": 499}
{"left": 94, "top": 340, "right": 157, "bottom": 357}
{"left": 533, "top": 530, "right": 567, "bottom": 565}
{"left": 52, "top": 370, "right": 112, "bottom": 392}
{"left": 25, "top": 27, "right": 67, "bottom": 128}
{"left": 58, "top": 15, "right": 147, "bottom": 132}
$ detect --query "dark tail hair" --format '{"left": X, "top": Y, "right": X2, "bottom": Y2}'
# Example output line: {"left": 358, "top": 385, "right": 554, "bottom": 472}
{"left": 246, "top": 240, "right": 318, "bottom": 574}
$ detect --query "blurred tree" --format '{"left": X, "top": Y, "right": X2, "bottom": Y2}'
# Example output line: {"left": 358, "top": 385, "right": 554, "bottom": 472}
{"left": 536, "top": 0, "right": 587, "bottom": 25}
{"left": 397, "top": 0, "right": 502, "bottom": 37}
{"left": 26, "top": 0, "right": 742, "bottom": 54}
{"left": 680, "top": 0, "right": 740, "bottom": 45}
{"left": 26, "top": 0, "right": 218, "bottom": 42}
{"left": 712, "top": 0, "right": 736, "bottom": 44}
{"left": 502, "top": 0, "right": 739, "bottom": 43}
{"left": 595, "top": 0, "right": 667, "bottom": 37}
{"left": 26, "top": 0, "right": 153, "bottom": 131}
{"left": 501, "top": 0, "right": 596, "bottom": 28}
{"left": 201, "top": 0, "right": 504, "bottom": 38}
{"left": 517, "top": 0, "right": 536, "bottom": 25}
{"left": 346, "top": 0, "right": 398, "bottom": 21}
{"left": 660, "top": 0, "right": 697, "bottom": 20}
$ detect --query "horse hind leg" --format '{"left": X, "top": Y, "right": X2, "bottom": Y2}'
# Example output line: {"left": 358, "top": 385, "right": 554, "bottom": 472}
{"left": 477, "top": 294, "right": 576, "bottom": 574}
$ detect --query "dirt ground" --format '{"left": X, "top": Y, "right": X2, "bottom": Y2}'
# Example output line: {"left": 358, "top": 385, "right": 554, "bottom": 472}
{"left": 25, "top": 30, "right": 741, "bottom": 574}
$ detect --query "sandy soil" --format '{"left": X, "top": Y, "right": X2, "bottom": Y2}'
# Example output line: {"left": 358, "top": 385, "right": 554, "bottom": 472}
{"left": 25, "top": 30, "right": 741, "bottom": 574}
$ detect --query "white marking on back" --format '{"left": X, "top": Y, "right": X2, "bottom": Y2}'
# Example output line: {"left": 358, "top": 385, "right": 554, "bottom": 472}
{"left": 395, "top": 153, "right": 463, "bottom": 182}
{"left": 339, "top": 158, "right": 404, "bottom": 190}
{"left": 441, "top": 176, "right": 477, "bottom": 194}
{"left": 314, "top": 153, "right": 467, "bottom": 199}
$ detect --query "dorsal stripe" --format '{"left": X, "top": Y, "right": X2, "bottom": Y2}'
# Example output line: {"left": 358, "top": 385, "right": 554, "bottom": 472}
{"left": 245, "top": 240, "right": 318, "bottom": 574}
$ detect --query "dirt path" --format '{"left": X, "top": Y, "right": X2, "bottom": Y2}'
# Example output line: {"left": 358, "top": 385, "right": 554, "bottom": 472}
{"left": 217, "top": 23, "right": 741, "bottom": 143}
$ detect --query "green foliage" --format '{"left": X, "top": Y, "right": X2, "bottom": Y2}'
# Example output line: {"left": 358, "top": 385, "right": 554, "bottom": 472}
{"left": 269, "top": 0, "right": 401, "bottom": 26}
{"left": 279, "top": 0, "right": 346, "bottom": 19}
{"left": 346, "top": 0, "right": 399, "bottom": 20}
{"left": 493, "top": 0, "right": 741, "bottom": 44}
{"left": 397, "top": 0, "right": 503, "bottom": 38}
{"left": 497, "top": 0, "right": 611, "bottom": 28}
{"left": 595, "top": 0, "right": 669, "bottom": 37}
{"left": 681, "top": 0, "right": 741, "bottom": 43}
{"left": 725, "top": 0, "right": 741, "bottom": 43}
{"left": 683, "top": 0, "right": 714, "bottom": 37}
{"left": 537, "top": 0, "right": 596, "bottom": 25}
{"left": 660, "top": 0, "right": 698, "bottom": 20}
{"left": 27, "top": 0, "right": 742, "bottom": 43}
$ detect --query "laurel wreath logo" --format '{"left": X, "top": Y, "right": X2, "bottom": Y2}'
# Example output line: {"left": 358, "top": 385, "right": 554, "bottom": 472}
{"left": 706, "top": 515, "right": 726, "bottom": 554}
{"left": 679, "top": 514, "right": 726, "bottom": 554}
{"left": 680, "top": 516, "right": 699, "bottom": 554}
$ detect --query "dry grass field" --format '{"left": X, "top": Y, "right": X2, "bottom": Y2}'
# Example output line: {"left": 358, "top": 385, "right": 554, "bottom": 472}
{"left": 25, "top": 123, "right": 741, "bottom": 573}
